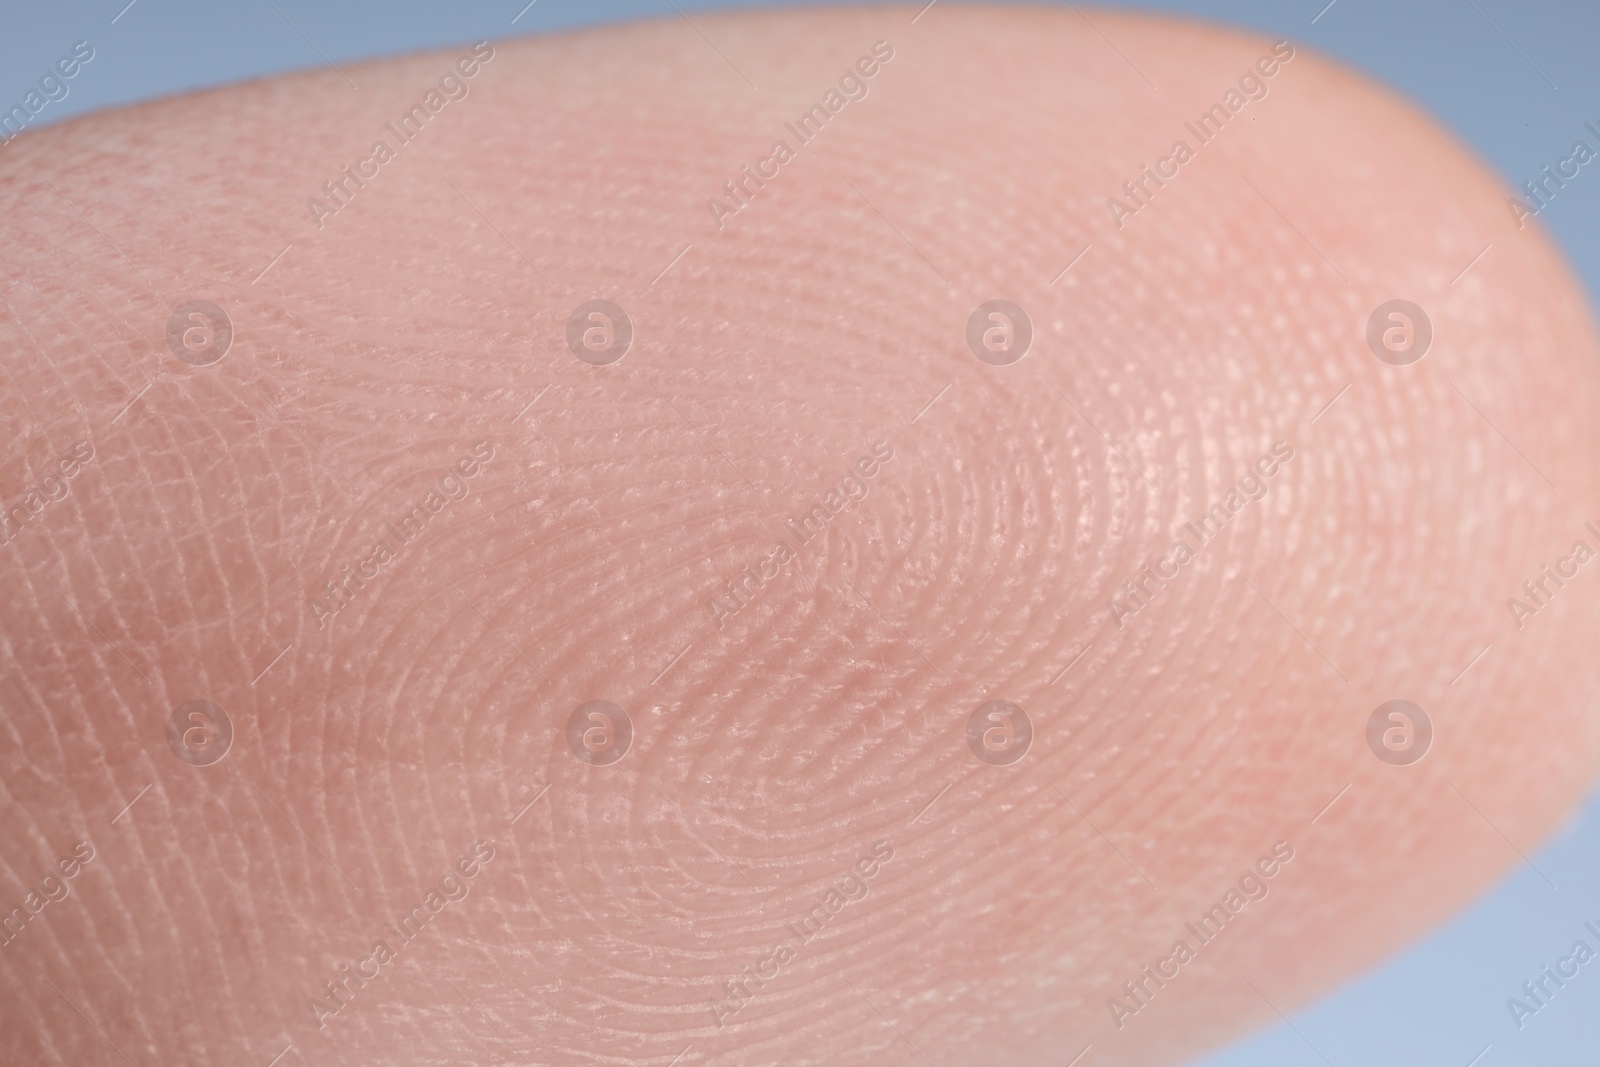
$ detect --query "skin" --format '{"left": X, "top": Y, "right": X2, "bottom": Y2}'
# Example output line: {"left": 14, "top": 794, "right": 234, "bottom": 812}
{"left": 1, "top": 5, "right": 1598, "bottom": 1065}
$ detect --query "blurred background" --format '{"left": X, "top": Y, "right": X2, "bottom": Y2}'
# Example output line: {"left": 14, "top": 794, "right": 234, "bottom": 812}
{"left": 3, "top": 1, "right": 1596, "bottom": 1064}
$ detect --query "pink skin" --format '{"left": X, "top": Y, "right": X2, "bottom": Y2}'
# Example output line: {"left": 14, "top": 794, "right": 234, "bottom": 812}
{"left": 1, "top": 6, "right": 1599, "bottom": 1066}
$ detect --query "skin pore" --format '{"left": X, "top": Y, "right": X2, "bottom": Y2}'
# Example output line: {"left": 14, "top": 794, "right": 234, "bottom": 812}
{"left": 2, "top": 5, "right": 1599, "bottom": 1065}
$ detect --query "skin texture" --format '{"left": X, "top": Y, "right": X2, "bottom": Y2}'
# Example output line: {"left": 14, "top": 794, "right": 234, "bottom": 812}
{"left": 2, "top": 5, "right": 1599, "bottom": 1065}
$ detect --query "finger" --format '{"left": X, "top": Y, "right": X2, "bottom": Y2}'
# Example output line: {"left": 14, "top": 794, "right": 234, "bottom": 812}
{"left": 0, "top": 7, "right": 1596, "bottom": 1067}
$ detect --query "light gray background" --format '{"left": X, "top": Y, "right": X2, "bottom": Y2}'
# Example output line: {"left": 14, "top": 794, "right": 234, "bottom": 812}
{"left": 4, "top": 2, "right": 1598, "bottom": 1065}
